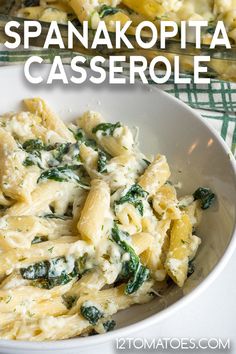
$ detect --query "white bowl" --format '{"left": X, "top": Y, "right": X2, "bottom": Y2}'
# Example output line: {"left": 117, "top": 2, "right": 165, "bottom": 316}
{"left": 0, "top": 65, "right": 235, "bottom": 353}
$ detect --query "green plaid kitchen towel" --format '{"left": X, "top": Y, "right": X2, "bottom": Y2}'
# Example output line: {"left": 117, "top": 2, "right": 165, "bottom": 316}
{"left": 0, "top": 48, "right": 235, "bottom": 156}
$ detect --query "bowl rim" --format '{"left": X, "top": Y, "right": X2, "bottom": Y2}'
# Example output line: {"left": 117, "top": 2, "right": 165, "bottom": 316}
{"left": 0, "top": 68, "right": 235, "bottom": 350}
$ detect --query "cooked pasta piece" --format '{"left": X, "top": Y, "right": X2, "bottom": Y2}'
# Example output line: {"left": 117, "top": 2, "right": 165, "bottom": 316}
{"left": 24, "top": 98, "right": 75, "bottom": 143}
{"left": 140, "top": 219, "right": 171, "bottom": 281}
{"left": 0, "top": 128, "right": 38, "bottom": 202}
{"left": 0, "top": 215, "right": 74, "bottom": 250}
{"left": 165, "top": 214, "right": 200, "bottom": 287}
{"left": 131, "top": 232, "right": 155, "bottom": 255}
{"left": 138, "top": 154, "right": 171, "bottom": 196}
{"left": 152, "top": 184, "right": 181, "bottom": 220}
{"left": 77, "top": 179, "right": 110, "bottom": 244}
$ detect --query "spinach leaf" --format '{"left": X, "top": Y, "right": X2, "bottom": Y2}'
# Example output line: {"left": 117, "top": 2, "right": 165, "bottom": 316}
{"left": 75, "top": 254, "right": 88, "bottom": 275}
{"left": 111, "top": 225, "right": 139, "bottom": 275}
{"left": 38, "top": 165, "right": 79, "bottom": 183}
{"left": 37, "top": 165, "right": 90, "bottom": 189}
{"left": 97, "top": 151, "right": 107, "bottom": 173}
{"left": 114, "top": 184, "right": 148, "bottom": 216}
{"left": 92, "top": 122, "right": 121, "bottom": 136}
{"left": 56, "top": 143, "right": 80, "bottom": 164}
{"left": 22, "top": 140, "right": 46, "bottom": 168}
{"left": 132, "top": 200, "right": 145, "bottom": 216}
{"left": 20, "top": 260, "right": 50, "bottom": 280}
{"left": 85, "top": 139, "right": 97, "bottom": 148}
{"left": 111, "top": 225, "right": 149, "bottom": 294}
{"left": 22, "top": 139, "right": 45, "bottom": 153}
{"left": 23, "top": 151, "right": 43, "bottom": 168}
{"left": 118, "top": 184, "right": 148, "bottom": 203}
{"left": 103, "top": 320, "right": 116, "bottom": 332}
{"left": 71, "top": 128, "right": 97, "bottom": 148}
{"left": 125, "top": 264, "right": 150, "bottom": 295}
{"left": 99, "top": 5, "right": 119, "bottom": 18}
{"left": 80, "top": 304, "right": 103, "bottom": 325}
{"left": 193, "top": 187, "right": 215, "bottom": 210}
{"left": 31, "top": 236, "right": 48, "bottom": 244}
{"left": 20, "top": 257, "right": 80, "bottom": 289}
{"left": 53, "top": 143, "right": 70, "bottom": 162}
{"left": 34, "top": 273, "right": 75, "bottom": 289}
{"left": 22, "top": 139, "right": 80, "bottom": 169}
{"left": 71, "top": 128, "right": 85, "bottom": 143}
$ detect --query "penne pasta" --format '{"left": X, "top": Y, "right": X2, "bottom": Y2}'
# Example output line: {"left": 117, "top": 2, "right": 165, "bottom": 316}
{"left": 77, "top": 179, "right": 110, "bottom": 244}
{"left": 138, "top": 154, "right": 171, "bottom": 196}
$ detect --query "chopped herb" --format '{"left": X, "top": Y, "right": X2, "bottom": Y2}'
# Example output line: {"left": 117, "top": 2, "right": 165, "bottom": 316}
{"left": 193, "top": 187, "right": 215, "bottom": 210}
{"left": 92, "top": 122, "right": 121, "bottom": 137}
{"left": 31, "top": 236, "right": 48, "bottom": 244}
{"left": 48, "top": 247, "right": 54, "bottom": 254}
{"left": 99, "top": 5, "right": 119, "bottom": 18}
{"left": 103, "top": 320, "right": 116, "bottom": 332}
{"left": 114, "top": 184, "right": 148, "bottom": 216}
{"left": 80, "top": 304, "right": 103, "bottom": 325}
{"left": 62, "top": 295, "right": 78, "bottom": 310}
{"left": 97, "top": 151, "right": 107, "bottom": 173}
{"left": 6, "top": 296, "right": 12, "bottom": 304}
